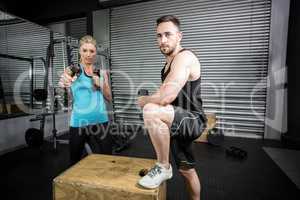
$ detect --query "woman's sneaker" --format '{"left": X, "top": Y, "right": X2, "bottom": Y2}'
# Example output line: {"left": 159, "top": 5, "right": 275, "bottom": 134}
{"left": 138, "top": 163, "right": 172, "bottom": 189}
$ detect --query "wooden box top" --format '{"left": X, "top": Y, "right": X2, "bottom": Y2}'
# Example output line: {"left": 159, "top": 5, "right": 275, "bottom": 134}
{"left": 54, "top": 154, "right": 160, "bottom": 195}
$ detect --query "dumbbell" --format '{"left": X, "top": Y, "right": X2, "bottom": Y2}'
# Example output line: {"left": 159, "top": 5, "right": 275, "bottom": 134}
{"left": 93, "top": 68, "right": 101, "bottom": 76}
{"left": 206, "top": 127, "right": 225, "bottom": 146}
{"left": 137, "top": 89, "right": 149, "bottom": 120}
{"left": 139, "top": 168, "right": 149, "bottom": 177}
{"left": 137, "top": 89, "right": 149, "bottom": 96}
{"left": 58, "top": 64, "right": 81, "bottom": 108}
{"left": 225, "top": 146, "right": 248, "bottom": 160}
{"left": 91, "top": 69, "right": 103, "bottom": 89}
{"left": 66, "top": 64, "right": 81, "bottom": 77}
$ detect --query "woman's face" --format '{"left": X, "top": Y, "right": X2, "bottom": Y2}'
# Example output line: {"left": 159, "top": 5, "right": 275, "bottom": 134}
{"left": 79, "top": 42, "right": 96, "bottom": 65}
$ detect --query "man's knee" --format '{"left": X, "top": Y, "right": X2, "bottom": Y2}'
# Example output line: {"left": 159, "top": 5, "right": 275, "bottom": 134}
{"left": 143, "top": 103, "right": 175, "bottom": 128}
{"left": 142, "top": 103, "right": 159, "bottom": 119}
{"left": 179, "top": 168, "right": 196, "bottom": 179}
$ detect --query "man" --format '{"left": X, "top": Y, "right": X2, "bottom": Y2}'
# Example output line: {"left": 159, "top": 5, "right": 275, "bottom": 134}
{"left": 137, "top": 15, "right": 206, "bottom": 200}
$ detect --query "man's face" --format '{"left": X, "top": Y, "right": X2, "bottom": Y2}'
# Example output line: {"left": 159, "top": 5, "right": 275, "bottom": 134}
{"left": 156, "top": 21, "right": 182, "bottom": 56}
{"left": 80, "top": 43, "right": 97, "bottom": 65}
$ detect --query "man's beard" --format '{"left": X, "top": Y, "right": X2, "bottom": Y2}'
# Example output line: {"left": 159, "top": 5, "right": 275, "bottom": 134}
{"left": 160, "top": 45, "right": 175, "bottom": 56}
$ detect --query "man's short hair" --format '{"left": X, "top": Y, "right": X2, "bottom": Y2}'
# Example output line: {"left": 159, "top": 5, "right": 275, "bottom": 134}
{"left": 156, "top": 15, "right": 181, "bottom": 30}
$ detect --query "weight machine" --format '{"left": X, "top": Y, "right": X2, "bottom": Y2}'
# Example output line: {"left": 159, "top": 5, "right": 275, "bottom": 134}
{"left": 25, "top": 32, "right": 75, "bottom": 150}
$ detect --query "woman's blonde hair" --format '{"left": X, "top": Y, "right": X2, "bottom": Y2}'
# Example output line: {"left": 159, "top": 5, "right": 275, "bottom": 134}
{"left": 79, "top": 35, "right": 97, "bottom": 48}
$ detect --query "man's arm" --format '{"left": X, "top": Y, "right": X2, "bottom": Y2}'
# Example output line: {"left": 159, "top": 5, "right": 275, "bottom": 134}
{"left": 138, "top": 51, "right": 195, "bottom": 107}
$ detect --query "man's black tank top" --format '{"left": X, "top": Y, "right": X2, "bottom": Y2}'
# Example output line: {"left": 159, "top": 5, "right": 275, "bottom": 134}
{"left": 161, "top": 49, "right": 204, "bottom": 113}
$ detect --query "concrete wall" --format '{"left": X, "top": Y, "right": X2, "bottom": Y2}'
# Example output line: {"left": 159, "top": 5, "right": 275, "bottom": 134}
{"left": 92, "top": 9, "right": 114, "bottom": 121}
{"left": 93, "top": 9, "right": 110, "bottom": 50}
{"left": 0, "top": 113, "right": 69, "bottom": 155}
{"left": 46, "top": 23, "right": 67, "bottom": 36}
{"left": 264, "top": 0, "right": 290, "bottom": 139}
{"left": 287, "top": 0, "right": 300, "bottom": 140}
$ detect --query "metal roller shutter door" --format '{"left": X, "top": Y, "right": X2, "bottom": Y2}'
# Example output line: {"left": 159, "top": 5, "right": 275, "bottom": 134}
{"left": 67, "top": 17, "right": 87, "bottom": 39}
{"left": 0, "top": 21, "right": 80, "bottom": 111}
{"left": 110, "top": 0, "right": 271, "bottom": 138}
{"left": 0, "top": 21, "right": 49, "bottom": 107}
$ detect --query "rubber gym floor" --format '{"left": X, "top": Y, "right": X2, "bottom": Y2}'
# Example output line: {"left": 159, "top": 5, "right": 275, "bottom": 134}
{"left": 0, "top": 131, "right": 299, "bottom": 200}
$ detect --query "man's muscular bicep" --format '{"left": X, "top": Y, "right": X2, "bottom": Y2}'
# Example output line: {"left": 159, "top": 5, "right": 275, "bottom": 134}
{"left": 159, "top": 52, "right": 193, "bottom": 102}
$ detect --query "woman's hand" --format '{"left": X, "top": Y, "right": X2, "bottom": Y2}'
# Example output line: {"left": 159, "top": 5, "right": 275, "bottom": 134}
{"left": 92, "top": 75, "right": 102, "bottom": 89}
{"left": 93, "top": 70, "right": 112, "bottom": 102}
{"left": 58, "top": 69, "right": 77, "bottom": 88}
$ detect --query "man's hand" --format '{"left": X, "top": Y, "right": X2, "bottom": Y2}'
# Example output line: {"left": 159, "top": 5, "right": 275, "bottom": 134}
{"left": 137, "top": 96, "right": 148, "bottom": 108}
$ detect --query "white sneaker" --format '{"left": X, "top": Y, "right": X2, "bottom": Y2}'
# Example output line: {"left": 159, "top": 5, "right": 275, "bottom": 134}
{"left": 138, "top": 163, "right": 173, "bottom": 189}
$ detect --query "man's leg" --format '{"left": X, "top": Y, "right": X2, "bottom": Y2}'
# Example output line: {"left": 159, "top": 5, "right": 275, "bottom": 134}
{"left": 179, "top": 168, "right": 201, "bottom": 200}
{"left": 170, "top": 138, "right": 201, "bottom": 200}
{"left": 169, "top": 107, "right": 205, "bottom": 200}
{"left": 138, "top": 102, "right": 174, "bottom": 189}
{"left": 142, "top": 103, "right": 174, "bottom": 168}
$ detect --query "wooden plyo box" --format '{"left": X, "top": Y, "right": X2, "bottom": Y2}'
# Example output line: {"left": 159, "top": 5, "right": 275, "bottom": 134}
{"left": 53, "top": 154, "right": 166, "bottom": 200}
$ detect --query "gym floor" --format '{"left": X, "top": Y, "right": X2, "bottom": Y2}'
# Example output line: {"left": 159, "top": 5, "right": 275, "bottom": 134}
{"left": 0, "top": 131, "right": 299, "bottom": 200}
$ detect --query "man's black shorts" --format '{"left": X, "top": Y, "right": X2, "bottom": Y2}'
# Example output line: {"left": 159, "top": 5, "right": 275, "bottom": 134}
{"left": 170, "top": 106, "right": 207, "bottom": 170}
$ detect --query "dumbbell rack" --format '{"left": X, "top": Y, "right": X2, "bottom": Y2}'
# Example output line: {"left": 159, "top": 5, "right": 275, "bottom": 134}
{"left": 51, "top": 111, "right": 69, "bottom": 151}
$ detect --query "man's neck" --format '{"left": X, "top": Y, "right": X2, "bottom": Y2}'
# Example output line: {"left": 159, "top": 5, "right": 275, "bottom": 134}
{"left": 166, "top": 45, "right": 183, "bottom": 63}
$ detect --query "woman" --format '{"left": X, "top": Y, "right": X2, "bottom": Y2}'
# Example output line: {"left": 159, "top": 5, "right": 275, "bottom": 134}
{"left": 59, "top": 35, "right": 112, "bottom": 165}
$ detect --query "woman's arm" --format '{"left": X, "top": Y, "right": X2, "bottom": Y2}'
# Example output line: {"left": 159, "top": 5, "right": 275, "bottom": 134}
{"left": 93, "top": 70, "right": 112, "bottom": 102}
{"left": 101, "top": 70, "right": 112, "bottom": 102}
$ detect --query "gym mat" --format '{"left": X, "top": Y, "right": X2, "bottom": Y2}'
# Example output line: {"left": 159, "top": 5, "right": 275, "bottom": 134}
{"left": 263, "top": 147, "right": 300, "bottom": 189}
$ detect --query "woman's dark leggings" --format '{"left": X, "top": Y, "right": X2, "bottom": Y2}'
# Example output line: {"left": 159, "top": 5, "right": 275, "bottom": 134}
{"left": 69, "top": 122, "right": 112, "bottom": 165}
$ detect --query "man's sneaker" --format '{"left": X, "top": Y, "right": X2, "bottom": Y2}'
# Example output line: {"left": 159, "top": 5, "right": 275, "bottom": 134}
{"left": 138, "top": 163, "right": 172, "bottom": 189}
